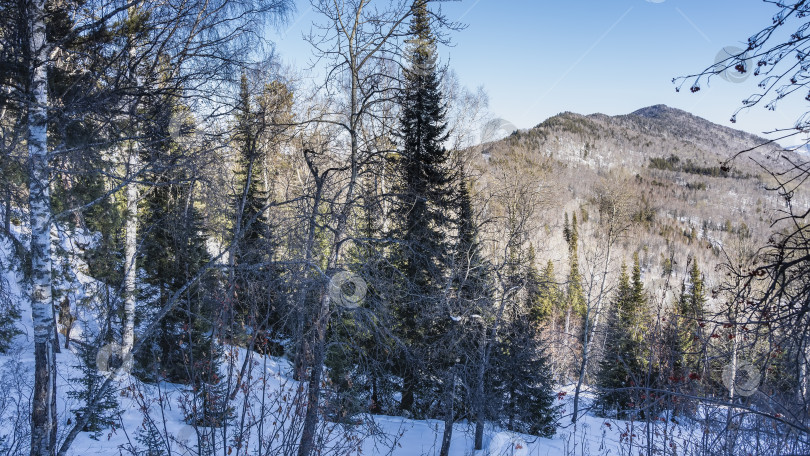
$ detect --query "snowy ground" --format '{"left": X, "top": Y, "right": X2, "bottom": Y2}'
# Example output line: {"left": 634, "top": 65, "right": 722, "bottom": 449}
{"left": 0, "top": 227, "right": 698, "bottom": 456}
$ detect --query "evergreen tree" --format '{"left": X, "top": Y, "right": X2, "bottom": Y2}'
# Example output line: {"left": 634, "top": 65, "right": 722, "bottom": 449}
{"left": 490, "top": 257, "right": 558, "bottom": 437}
{"left": 0, "top": 273, "right": 21, "bottom": 353}
{"left": 674, "top": 259, "right": 707, "bottom": 379}
{"left": 322, "top": 178, "right": 398, "bottom": 420}
{"left": 563, "top": 212, "right": 571, "bottom": 245}
{"left": 389, "top": 0, "right": 453, "bottom": 415}
{"left": 528, "top": 255, "right": 562, "bottom": 325}
{"left": 135, "top": 99, "right": 218, "bottom": 385}
{"left": 67, "top": 344, "right": 120, "bottom": 440}
{"left": 565, "top": 213, "right": 585, "bottom": 334}
{"left": 230, "top": 73, "right": 281, "bottom": 334}
{"left": 454, "top": 178, "right": 490, "bottom": 315}
{"left": 135, "top": 419, "right": 167, "bottom": 456}
{"left": 595, "top": 255, "right": 649, "bottom": 418}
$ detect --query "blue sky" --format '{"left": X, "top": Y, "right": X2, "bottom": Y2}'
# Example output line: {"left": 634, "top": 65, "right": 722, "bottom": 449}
{"left": 269, "top": 0, "right": 809, "bottom": 142}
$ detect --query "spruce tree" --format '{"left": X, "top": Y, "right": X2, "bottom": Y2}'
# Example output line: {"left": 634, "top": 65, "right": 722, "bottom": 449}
{"left": 596, "top": 255, "right": 649, "bottom": 418}
{"left": 135, "top": 99, "right": 218, "bottom": 385}
{"left": 389, "top": 0, "right": 453, "bottom": 415}
{"left": 0, "top": 273, "right": 21, "bottom": 353}
{"left": 675, "top": 259, "right": 707, "bottom": 379}
{"left": 528, "top": 255, "right": 562, "bottom": 325}
{"left": 454, "top": 178, "right": 490, "bottom": 315}
{"left": 490, "top": 249, "right": 558, "bottom": 437}
{"left": 67, "top": 344, "right": 120, "bottom": 440}
{"left": 230, "top": 73, "right": 280, "bottom": 334}
{"left": 564, "top": 212, "right": 585, "bottom": 341}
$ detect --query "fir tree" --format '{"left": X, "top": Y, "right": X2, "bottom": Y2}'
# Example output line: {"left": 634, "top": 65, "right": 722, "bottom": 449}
{"left": 454, "top": 178, "right": 490, "bottom": 315}
{"left": 565, "top": 213, "right": 585, "bottom": 334}
{"left": 135, "top": 419, "right": 167, "bottom": 456}
{"left": 230, "top": 73, "right": 281, "bottom": 333}
{"left": 674, "top": 259, "right": 707, "bottom": 379}
{"left": 491, "top": 275, "right": 558, "bottom": 437}
{"left": 528, "top": 255, "right": 562, "bottom": 325}
{"left": 595, "top": 255, "right": 649, "bottom": 418}
{"left": 0, "top": 273, "right": 20, "bottom": 353}
{"left": 67, "top": 344, "right": 120, "bottom": 440}
{"left": 135, "top": 100, "right": 218, "bottom": 385}
{"left": 389, "top": 0, "right": 454, "bottom": 414}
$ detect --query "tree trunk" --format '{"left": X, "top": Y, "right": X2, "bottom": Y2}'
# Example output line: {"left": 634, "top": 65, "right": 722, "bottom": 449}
{"left": 122, "top": 140, "right": 139, "bottom": 354}
{"left": 297, "top": 291, "right": 330, "bottom": 456}
{"left": 28, "top": 0, "right": 57, "bottom": 453}
{"left": 473, "top": 330, "right": 486, "bottom": 450}
{"left": 800, "top": 338, "right": 809, "bottom": 405}
{"left": 3, "top": 184, "right": 10, "bottom": 234}
{"left": 439, "top": 367, "right": 456, "bottom": 456}
{"left": 401, "top": 373, "right": 415, "bottom": 413}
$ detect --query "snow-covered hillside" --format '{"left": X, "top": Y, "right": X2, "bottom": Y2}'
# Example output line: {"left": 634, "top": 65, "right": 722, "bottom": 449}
{"left": 0, "top": 226, "right": 706, "bottom": 456}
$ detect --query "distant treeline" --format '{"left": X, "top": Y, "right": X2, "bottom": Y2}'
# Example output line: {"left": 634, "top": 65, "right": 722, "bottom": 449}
{"left": 648, "top": 154, "right": 754, "bottom": 179}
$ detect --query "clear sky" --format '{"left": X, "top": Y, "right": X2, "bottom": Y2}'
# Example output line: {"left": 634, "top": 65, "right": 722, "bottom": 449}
{"left": 269, "top": 0, "right": 809, "bottom": 143}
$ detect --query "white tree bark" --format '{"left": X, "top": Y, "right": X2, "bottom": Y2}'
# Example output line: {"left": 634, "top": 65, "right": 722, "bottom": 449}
{"left": 27, "top": 0, "right": 57, "bottom": 453}
{"left": 122, "top": 149, "right": 138, "bottom": 353}
{"left": 122, "top": 9, "right": 141, "bottom": 354}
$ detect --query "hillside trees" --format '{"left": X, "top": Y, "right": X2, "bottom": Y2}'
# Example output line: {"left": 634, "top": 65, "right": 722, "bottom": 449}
{"left": 595, "top": 256, "right": 650, "bottom": 418}
{"left": 571, "top": 179, "right": 636, "bottom": 424}
{"left": 388, "top": 0, "right": 454, "bottom": 417}
{"left": 1, "top": 0, "right": 293, "bottom": 453}
{"left": 291, "top": 1, "right": 460, "bottom": 453}
{"left": 680, "top": 5, "right": 810, "bottom": 410}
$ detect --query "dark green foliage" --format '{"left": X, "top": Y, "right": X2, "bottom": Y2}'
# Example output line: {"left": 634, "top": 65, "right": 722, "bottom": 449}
{"left": 528, "top": 255, "right": 562, "bottom": 324}
{"left": 566, "top": 213, "right": 585, "bottom": 318}
{"left": 389, "top": 0, "right": 454, "bottom": 415}
{"left": 454, "top": 179, "right": 491, "bottom": 316}
{"left": 134, "top": 100, "right": 218, "bottom": 385}
{"left": 674, "top": 259, "right": 707, "bottom": 378}
{"left": 491, "top": 296, "right": 558, "bottom": 437}
{"left": 230, "top": 74, "right": 282, "bottom": 333}
{"left": 67, "top": 344, "right": 120, "bottom": 440}
{"left": 136, "top": 180, "right": 218, "bottom": 384}
{"left": 323, "top": 179, "right": 399, "bottom": 418}
{"left": 595, "top": 256, "right": 650, "bottom": 418}
{"left": 648, "top": 155, "right": 752, "bottom": 179}
{"left": 186, "top": 379, "right": 234, "bottom": 428}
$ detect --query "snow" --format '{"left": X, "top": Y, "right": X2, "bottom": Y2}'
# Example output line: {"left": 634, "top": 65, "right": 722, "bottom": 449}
{"left": 0, "top": 225, "right": 700, "bottom": 456}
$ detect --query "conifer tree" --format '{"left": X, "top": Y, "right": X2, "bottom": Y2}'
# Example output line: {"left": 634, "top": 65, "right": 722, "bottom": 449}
{"left": 67, "top": 344, "right": 120, "bottom": 440}
{"left": 564, "top": 213, "right": 585, "bottom": 339}
{"left": 675, "top": 259, "right": 707, "bottom": 379}
{"left": 596, "top": 255, "right": 649, "bottom": 418}
{"left": 453, "top": 177, "right": 495, "bottom": 448}
{"left": 230, "top": 73, "right": 280, "bottom": 333}
{"left": 491, "top": 293, "right": 558, "bottom": 437}
{"left": 136, "top": 101, "right": 218, "bottom": 385}
{"left": 528, "top": 255, "right": 561, "bottom": 325}
{"left": 389, "top": 0, "right": 453, "bottom": 414}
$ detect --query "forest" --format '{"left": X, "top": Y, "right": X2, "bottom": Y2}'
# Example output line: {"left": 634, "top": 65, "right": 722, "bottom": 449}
{"left": 2, "top": 0, "right": 810, "bottom": 455}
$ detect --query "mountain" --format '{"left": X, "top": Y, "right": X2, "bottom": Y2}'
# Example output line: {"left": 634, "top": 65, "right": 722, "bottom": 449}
{"left": 473, "top": 105, "right": 803, "bottom": 295}
{"left": 506, "top": 104, "right": 789, "bottom": 172}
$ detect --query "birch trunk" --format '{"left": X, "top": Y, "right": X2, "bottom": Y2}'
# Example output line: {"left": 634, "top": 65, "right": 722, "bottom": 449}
{"left": 27, "top": 0, "right": 57, "bottom": 453}
{"left": 122, "top": 9, "right": 141, "bottom": 354}
{"left": 122, "top": 150, "right": 138, "bottom": 353}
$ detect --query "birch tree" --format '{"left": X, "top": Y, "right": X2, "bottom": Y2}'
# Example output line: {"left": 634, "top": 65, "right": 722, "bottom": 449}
{"left": 26, "top": 0, "right": 56, "bottom": 453}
